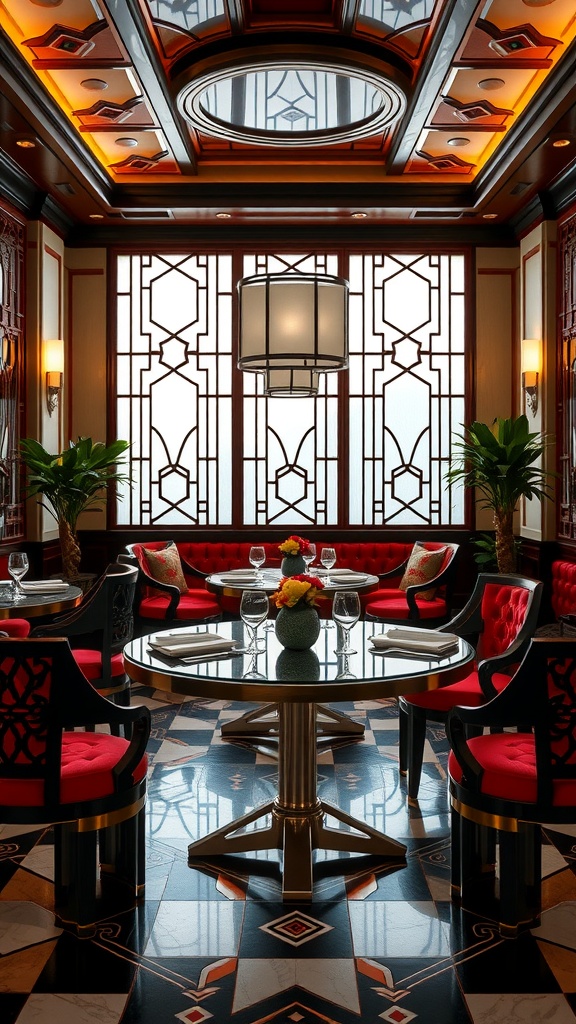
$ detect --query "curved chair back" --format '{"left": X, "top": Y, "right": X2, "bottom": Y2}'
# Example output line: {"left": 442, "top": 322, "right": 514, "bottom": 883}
{"left": 30, "top": 562, "right": 138, "bottom": 691}
{"left": 444, "top": 572, "right": 543, "bottom": 682}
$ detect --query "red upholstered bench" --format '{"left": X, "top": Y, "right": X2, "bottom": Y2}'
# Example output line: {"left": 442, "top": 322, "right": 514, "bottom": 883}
{"left": 122, "top": 539, "right": 458, "bottom": 622}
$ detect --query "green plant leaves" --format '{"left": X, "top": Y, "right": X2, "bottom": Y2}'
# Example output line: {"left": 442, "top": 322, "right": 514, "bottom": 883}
{"left": 20, "top": 436, "right": 130, "bottom": 533}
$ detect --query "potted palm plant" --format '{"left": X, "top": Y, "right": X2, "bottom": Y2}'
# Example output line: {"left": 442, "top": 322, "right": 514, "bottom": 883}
{"left": 446, "top": 414, "right": 555, "bottom": 573}
{"left": 20, "top": 436, "right": 130, "bottom": 579}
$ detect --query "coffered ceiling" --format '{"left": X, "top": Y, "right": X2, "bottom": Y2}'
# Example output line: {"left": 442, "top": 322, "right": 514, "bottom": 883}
{"left": 1, "top": 0, "right": 576, "bottom": 238}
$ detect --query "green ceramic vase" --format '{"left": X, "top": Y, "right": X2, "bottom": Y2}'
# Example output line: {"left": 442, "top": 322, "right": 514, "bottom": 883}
{"left": 281, "top": 553, "right": 306, "bottom": 576}
{"left": 275, "top": 602, "right": 320, "bottom": 650}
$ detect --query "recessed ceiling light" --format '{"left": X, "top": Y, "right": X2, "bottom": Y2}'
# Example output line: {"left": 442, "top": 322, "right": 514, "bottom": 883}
{"left": 89, "top": 213, "right": 104, "bottom": 219}
{"left": 447, "top": 137, "right": 470, "bottom": 147}
{"left": 30, "top": 0, "right": 63, "bottom": 6}
{"left": 522, "top": 0, "right": 556, "bottom": 7}
{"left": 16, "top": 138, "right": 36, "bottom": 148}
{"left": 81, "top": 78, "right": 108, "bottom": 91}
{"left": 216, "top": 212, "right": 231, "bottom": 218}
{"left": 478, "top": 78, "right": 505, "bottom": 91}
{"left": 351, "top": 211, "right": 367, "bottom": 218}
{"left": 115, "top": 137, "right": 138, "bottom": 147}
{"left": 552, "top": 138, "right": 571, "bottom": 148}
{"left": 483, "top": 213, "right": 498, "bottom": 219}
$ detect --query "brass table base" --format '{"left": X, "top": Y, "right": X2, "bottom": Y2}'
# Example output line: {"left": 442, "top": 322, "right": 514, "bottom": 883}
{"left": 189, "top": 700, "right": 404, "bottom": 899}
{"left": 220, "top": 702, "right": 365, "bottom": 757}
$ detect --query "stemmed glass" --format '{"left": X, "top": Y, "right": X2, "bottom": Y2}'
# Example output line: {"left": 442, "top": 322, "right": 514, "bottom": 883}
{"left": 8, "top": 552, "right": 29, "bottom": 601}
{"left": 320, "top": 546, "right": 336, "bottom": 586}
{"left": 332, "top": 589, "right": 360, "bottom": 655}
{"left": 238, "top": 589, "right": 269, "bottom": 654}
{"left": 302, "top": 542, "right": 316, "bottom": 572}
{"left": 249, "top": 545, "right": 266, "bottom": 582}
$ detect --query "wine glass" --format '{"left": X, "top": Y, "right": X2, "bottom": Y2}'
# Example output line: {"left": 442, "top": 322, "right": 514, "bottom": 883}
{"left": 302, "top": 542, "right": 316, "bottom": 572}
{"left": 332, "top": 589, "right": 360, "bottom": 655}
{"left": 238, "top": 589, "right": 269, "bottom": 654}
{"left": 320, "top": 546, "right": 336, "bottom": 586}
{"left": 8, "top": 552, "right": 29, "bottom": 601}
{"left": 249, "top": 545, "right": 266, "bottom": 582}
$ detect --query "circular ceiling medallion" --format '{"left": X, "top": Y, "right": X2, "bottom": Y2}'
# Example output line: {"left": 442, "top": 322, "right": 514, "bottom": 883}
{"left": 177, "top": 51, "right": 407, "bottom": 147}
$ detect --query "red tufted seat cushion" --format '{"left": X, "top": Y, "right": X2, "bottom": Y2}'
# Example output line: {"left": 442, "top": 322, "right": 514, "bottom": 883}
{"left": 405, "top": 669, "right": 513, "bottom": 710}
{"left": 72, "top": 649, "right": 126, "bottom": 679}
{"left": 448, "top": 733, "right": 576, "bottom": 806}
{"left": 0, "top": 619, "right": 31, "bottom": 638}
{"left": 139, "top": 591, "right": 221, "bottom": 619}
{"left": 0, "top": 731, "right": 148, "bottom": 807}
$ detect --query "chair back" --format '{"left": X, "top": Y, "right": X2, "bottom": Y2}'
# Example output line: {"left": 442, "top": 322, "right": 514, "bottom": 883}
{"left": 0, "top": 640, "right": 60, "bottom": 801}
{"left": 30, "top": 563, "right": 138, "bottom": 684}
{"left": 536, "top": 639, "right": 576, "bottom": 801}
{"left": 0, "top": 637, "right": 147, "bottom": 806}
{"left": 445, "top": 572, "right": 542, "bottom": 658}
{"left": 476, "top": 577, "right": 541, "bottom": 661}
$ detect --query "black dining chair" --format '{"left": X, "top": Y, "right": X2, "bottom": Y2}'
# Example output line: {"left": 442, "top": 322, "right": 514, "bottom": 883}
{"left": 0, "top": 637, "right": 150, "bottom": 935}
{"left": 30, "top": 562, "right": 139, "bottom": 714}
{"left": 398, "top": 573, "right": 543, "bottom": 800}
{"left": 447, "top": 637, "right": 576, "bottom": 937}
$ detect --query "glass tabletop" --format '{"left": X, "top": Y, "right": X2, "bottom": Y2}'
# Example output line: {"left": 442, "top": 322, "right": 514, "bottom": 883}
{"left": 124, "top": 620, "right": 475, "bottom": 704}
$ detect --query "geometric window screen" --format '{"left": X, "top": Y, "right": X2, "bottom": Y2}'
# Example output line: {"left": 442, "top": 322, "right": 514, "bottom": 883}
{"left": 348, "top": 253, "right": 466, "bottom": 527}
{"left": 115, "top": 250, "right": 467, "bottom": 528}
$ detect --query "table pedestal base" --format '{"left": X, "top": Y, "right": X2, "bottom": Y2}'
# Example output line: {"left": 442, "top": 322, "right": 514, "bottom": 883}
{"left": 220, "top": 702, "right": 365, "bottom": 757}
{"left": 189, "top": 700, "right": 404, "bottom": 899}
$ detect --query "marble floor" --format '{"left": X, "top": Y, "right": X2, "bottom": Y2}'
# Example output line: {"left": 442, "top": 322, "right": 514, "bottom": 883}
{"left": 1, "top": 686, "right": 576, "bottom": 1024}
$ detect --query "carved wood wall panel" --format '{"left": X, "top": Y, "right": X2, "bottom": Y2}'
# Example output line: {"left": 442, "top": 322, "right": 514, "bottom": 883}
{"left": 0, "top": 203, "right": 24, "bottom": 542}
{"left": 559, "top": 211, "right": 576, "bottom": 543}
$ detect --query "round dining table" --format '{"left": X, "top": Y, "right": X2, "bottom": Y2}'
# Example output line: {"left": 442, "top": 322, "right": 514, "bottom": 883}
{"left": 124, "top": 620, "right": 474, "bottom": 901}
{"left": 204, "top": 568, "right": 381, "bottom": 750}
{"left": 0, "top": 583, "right": 83, "bottom": 620}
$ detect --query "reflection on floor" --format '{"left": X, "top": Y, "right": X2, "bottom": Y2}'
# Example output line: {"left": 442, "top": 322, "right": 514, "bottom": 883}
{"left": 1, "top": 687, "right": 576, "bottom": 1024}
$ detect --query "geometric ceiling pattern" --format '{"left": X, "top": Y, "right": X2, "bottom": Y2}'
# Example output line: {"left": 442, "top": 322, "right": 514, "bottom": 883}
{"left": 1, "top": 0, "right": 576, "bottom": 230}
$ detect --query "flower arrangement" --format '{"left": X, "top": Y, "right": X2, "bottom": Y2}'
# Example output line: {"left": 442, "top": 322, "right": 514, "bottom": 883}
{"left": 272, "top": 574, "right": 324, "bottom": 609}
{"left": 278, "top": 534, "right": 311, "bottom": 557}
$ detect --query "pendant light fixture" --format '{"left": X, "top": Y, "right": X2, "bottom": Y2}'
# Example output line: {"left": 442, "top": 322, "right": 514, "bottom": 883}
{"left": 238, "top": 273, "right": 349, "bottom": 390}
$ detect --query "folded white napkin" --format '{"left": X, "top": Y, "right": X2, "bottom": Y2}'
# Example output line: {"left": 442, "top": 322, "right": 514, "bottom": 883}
{"left": 369, "top": 628, "right": 459, "bottom": 656}
{"left": 316, "top": 568, "right": 365, "bottom": 576}
{"left": 20, "top": 581, "right": 69, "bottom": 593}
{"left": 219, "top": 573, "right": 260, "bottom": 584}
{"left": 219, "top": 568, "right": 257, "bottom": 576}
{"left": 326, "top": 575, "right": 367, "bottom": 585}
{"left": 148, "top": 631, "right": 239, "bottom": 658}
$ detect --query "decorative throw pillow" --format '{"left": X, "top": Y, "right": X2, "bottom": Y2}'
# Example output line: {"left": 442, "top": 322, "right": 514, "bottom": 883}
{"left": 144, "top": 543, "right": 188, "bottom": 594}
{"left": 399, "top": 545, "right": 447, "bottom": 600}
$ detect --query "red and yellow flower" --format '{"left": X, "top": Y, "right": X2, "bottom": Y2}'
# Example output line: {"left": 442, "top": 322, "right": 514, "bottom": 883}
{"left": 271, "top": 574, "right": 324, "bottom": 609}
{"left": 278, "top": 534, "right": 311, "bottom": 556}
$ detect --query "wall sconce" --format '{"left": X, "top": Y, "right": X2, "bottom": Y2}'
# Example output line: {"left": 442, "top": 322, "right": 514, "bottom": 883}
{"left": 522, "top": 338, "right": 541, "bottom": 417}
{"left": 44, "top": 338, "right": 64, "bottom": 416}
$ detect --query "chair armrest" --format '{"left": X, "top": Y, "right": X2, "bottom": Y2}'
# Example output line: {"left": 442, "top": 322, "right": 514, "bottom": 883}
{"left": 404, "top": 556, "right": 457, "bottom": 617}
{"left": 111, "top": 706, "right": 151, "bottom": 788}
{"left": 179, "top": 555, "right": 208, "bottom": 582}
{"left": 133, "top": 563, "right": 180, "bottom": 617}
{"left": 377, "top": 558, "right": 409, "bottom": 582}
{"left": 476, "top": 630, "right": 533, "bottom": 699}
